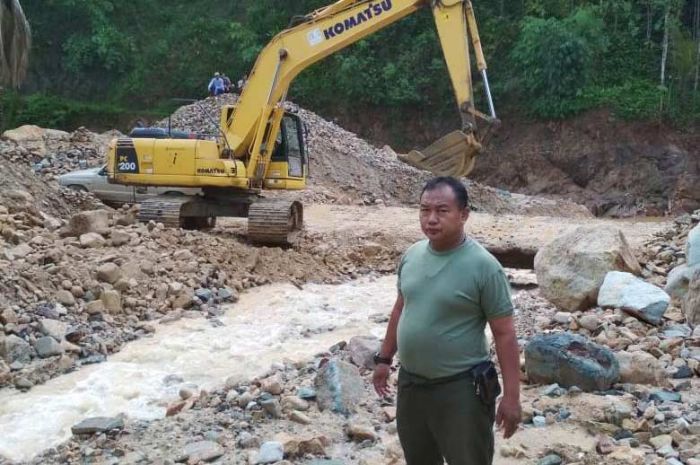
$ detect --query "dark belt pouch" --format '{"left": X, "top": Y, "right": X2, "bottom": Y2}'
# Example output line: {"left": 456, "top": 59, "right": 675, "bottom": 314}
{"left": 470, "top": 361, "right": 501, "bottom": 405}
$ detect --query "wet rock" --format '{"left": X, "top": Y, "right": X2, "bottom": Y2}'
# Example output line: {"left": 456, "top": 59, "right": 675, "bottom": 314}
{"left": 1, "top": 334, "right": 32, "bottom": 364}
{"left": 71, "top": 417, "right": 124, "bottom": 435}
{"left": 39, "top": 318, "right": 67, "bottom": 341}
{"left": 56, "top": 290, "right": 76, "bottom": 306}
{"left": 598, "top": 271, "right": 670, "bottom": 325}
{"left": 524, "top": 333, "right": 619, "bottom": 391}
{"left": 80, "top": 232, "right": 105, "bottom": 248}
{"left": 297, "top": 387, "right": 316, "bottom": 400}
{"left": 671, "top": 365, "right": 693, "bottom": 379}
{"left": 315, "top": 359, "right": 365, "bottom": 416}
{"left": 537, "top": 454, "right": 562, "bottom": 465}
{"left": 347, "top": 335, "right": 380, "bottom": 369}
{"left": 217, "top": 287, "right": 238, "bottom": 303}
{"left": 35, "top": 336, "right": 64, "bottom": 358}
{"left": 255, "top": 441, "right": 284, "bottom": 464}
{"left": 615, "top": 351, "right": 665, "bottom": 386}
{"left": 195, "top": 288, "right": 213, "bottom": 303}
{"left": 649, "top": 390, "right": 681, "bottom": 403}
{"left": 96, "top": 263, "right": 122, "bottom": 284}
{"left": 178, "top": 384, "right": 198, "bottom": 400}
{"left": 182, "top": 440, "right": 224, "bottom": 463}
{"left": 68, "top": 210, "right": 109, "bottom": 236}
{"left": 534, "top": 226, "right": 641, "bottom": 311}
{"left": 682, "top": 269, "right": 700, "bottom": 326}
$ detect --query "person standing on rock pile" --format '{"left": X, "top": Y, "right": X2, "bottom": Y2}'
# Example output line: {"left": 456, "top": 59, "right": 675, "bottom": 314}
{"left": 207, "top": 72, "right": 225, "bottom": 96}
{"left": 373, "top": 176, "right": 522, "bottom": 465}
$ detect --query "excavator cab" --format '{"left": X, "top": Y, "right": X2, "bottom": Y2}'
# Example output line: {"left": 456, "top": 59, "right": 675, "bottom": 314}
{"left": 265, "top": 113, "right": 308, "bottom": 189}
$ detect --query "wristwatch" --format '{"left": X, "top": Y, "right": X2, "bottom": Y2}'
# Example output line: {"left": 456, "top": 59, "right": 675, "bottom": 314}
{"left": 373, "top": 352, "right": 392, "bottom": 366}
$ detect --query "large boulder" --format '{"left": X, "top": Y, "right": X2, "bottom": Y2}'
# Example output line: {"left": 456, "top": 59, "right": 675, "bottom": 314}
{"left": 683, "top": 269, "right": 700, "bottom": 326}
{"left": 35, "top": 337, "right": 64, "bottom": 358}
{"left": 534, "top": 226, "right": 641, "bottom": 311}
{"left": 666, "top": 224, "right": 700, "bottom": 300}
{"left": 687, "top": 224, "right": 700, "bottom": 267}
{"left": 598, "top": 271, "right": 670, "bottom": 326}
{"left": 314, "top": 359, "right": 365, "bottom": 416}
{"left": 524, "top": 333, "right": 620, "bottom": 392}
{"left": 2, "top": 125, "right": 48, "bottom": 156}
{"left": 39, "top": 319, "right": 67, "bottom": 341}
{"left": 347, "top": 335, "right": 380, "bottom": 369}
{"left": 665, "top": 264, "right": 698, "bottom": 300}
{"left": 1, "top": 334, "right": 32, "bottom": 364}
{"left": 71, "top": 417, "right": 124, "bottom": 435}
{"left": 67, "top": 210, "right": 110, "bottom": 236}
{"left": 615, "top": 351, "right": 666, "bottom": 386}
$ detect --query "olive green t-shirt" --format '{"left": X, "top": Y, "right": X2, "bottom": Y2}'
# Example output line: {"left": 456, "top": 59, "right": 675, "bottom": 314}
{"left": 397, "top": 238, "right": 514, "bottom": 379}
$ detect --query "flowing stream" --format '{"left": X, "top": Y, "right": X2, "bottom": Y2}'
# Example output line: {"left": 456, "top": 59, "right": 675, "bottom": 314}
{"left": 0, "top": 275, "right": 396, "bottom": 463}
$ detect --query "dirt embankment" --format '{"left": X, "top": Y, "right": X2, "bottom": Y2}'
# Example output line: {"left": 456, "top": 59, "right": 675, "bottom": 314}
{"left": 474, "top": 109, "right": 700, "bottom": 217}
{"left": 330, "top": 107, "right": 700, "bottom": 218}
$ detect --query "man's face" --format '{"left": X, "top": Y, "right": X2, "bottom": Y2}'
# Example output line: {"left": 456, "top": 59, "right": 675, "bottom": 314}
{"left": 419, "top": 185, "right": 469, "bottom": 244}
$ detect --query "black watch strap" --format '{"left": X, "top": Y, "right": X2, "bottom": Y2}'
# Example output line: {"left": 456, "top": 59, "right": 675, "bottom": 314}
{"left": 373, "top": 352, "right": 392, "bottom": 365}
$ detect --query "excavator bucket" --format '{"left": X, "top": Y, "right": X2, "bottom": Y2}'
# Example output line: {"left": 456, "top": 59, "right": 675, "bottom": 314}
{"left": 398, "top": 130, "right": 482, "bottom": 177}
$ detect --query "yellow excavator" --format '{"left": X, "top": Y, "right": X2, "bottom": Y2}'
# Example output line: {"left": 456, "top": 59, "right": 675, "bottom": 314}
{"left": 107, "top": 0, "right": 498, "bottom": 244}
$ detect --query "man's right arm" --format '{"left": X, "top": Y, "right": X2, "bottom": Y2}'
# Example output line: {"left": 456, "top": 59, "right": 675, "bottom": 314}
{"left": 373, "top": 293, "right": 403, "bottom": 397}
{"left": 379, "top": 293, "right": 404, "bottom": 360}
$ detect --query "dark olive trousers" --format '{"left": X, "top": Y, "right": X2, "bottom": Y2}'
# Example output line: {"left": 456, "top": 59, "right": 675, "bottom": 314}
{"left": 396, "top": 368, "right": 495, "bottom": 465}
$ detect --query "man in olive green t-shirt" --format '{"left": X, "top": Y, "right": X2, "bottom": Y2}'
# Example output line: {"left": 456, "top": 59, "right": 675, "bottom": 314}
{"left": 373, "top": 177, "right": 522, "bottom": 465}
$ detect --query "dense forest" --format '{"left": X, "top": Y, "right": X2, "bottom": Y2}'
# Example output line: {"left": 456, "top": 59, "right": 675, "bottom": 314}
{"left": 3, "top": 0, "right": 700, "bottom": 135}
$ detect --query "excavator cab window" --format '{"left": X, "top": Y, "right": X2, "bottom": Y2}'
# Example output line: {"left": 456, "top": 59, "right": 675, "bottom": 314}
{"left": 271, "top": 113, "right": 306, "bottom": 178}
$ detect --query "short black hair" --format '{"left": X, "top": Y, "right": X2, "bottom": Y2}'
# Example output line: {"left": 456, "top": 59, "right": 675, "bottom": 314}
{"left": 420, "top": 176, "right": 470, "bottom": 210}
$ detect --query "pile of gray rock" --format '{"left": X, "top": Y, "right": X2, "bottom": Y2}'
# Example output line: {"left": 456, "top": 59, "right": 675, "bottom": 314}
{"left": 156, "top": 95, "right": 592, "bottom": 217}
{"left": 1, "top": 125, "right": 119, "bottom": 178}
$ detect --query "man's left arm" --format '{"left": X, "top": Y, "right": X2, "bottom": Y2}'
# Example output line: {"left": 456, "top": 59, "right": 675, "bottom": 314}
{"left": 489, "top": 315, "right": 521, "bottom": 439}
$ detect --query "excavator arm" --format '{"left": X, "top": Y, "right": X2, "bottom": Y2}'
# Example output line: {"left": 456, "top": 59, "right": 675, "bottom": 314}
{"left": 225, "top": 0, "right": 496, "bottom": 182}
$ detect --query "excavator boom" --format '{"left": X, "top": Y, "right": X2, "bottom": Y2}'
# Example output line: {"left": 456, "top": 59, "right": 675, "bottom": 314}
{"left": 225, "top": 0, "right": 496, "bottom": 179}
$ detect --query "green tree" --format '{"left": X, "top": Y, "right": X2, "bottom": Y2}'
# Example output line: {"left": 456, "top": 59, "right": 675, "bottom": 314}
{"left": 510, "top": 8, "right": 607, "bottom": 117}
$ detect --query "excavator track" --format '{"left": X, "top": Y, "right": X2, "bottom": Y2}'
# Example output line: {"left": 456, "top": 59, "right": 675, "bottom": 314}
{"left": 137, "top": 196, "right": 193, "bottom": 228}
{"left": 248, "top": 199, "right": 303, "bottom": 246}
